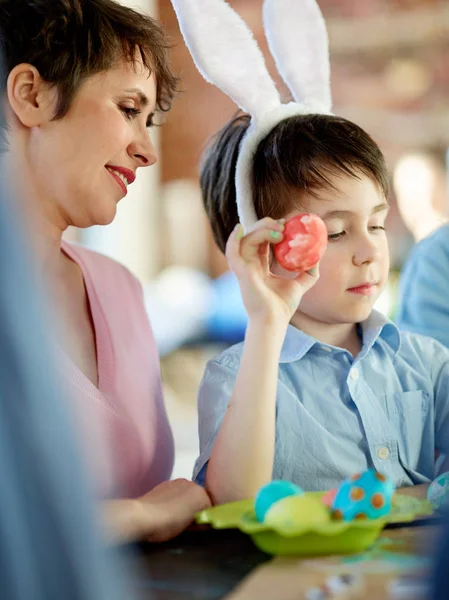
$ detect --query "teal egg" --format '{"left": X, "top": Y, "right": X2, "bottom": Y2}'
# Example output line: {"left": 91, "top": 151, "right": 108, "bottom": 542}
{"left": 255, "top": 480, "right": 303, "bottom": 522}
{"left": 331, "top": 469, "right": 394, "bottom": 521}
{"left": 428, "top": 472, "right": 449, "bottom": 510}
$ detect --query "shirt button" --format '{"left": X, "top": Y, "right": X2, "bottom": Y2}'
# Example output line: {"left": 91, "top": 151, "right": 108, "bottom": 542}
{"left": 349, "top": 368, "right": 359, "bottom": 380}
{"left": 377, "top": 447, "right": 390, "bottom": 460}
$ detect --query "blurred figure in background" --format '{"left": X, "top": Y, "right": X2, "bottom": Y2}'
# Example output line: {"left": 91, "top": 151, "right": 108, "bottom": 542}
{"left": 395, "top": 153, "right": 449, "bottom": 347}
{"left": 394, "top": 154, "right": 448, "bottom": 244}
{"left": 0, "top": 84, "right": 126, "bottom": 600}
{"left": 433, "top": 518, "right": 449, "bottom": 600}
{"left": 0, "top": 0, "right": 210, "bottom": 543}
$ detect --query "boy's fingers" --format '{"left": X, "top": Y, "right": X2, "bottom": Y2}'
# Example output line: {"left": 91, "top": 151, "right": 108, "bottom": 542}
{"left": 246, "top": 217, "right": 285, "bottom": 235}
{"left": 226, "top": 220, "right": 285, "bottom": 268}
{"left": 225, "top": 223, "right": 244, "bottom": 270}
{"left": 295, "top": 262, "right": 320, "bottom": 290}
{"left": 239, "top": 228, "right": 284, "bottom": 262}
{"left": 307, "top": 262, "right": 320, "bottom": 278}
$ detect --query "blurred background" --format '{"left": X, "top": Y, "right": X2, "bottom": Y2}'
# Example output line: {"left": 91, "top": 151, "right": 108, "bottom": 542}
{"left": 66, "top": 0, "right": 449, "bottom": 479}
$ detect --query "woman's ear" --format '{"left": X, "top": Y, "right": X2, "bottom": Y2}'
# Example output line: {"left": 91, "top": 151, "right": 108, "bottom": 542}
{"left": 6, "top": 64, "right": 57, "bottom": 128}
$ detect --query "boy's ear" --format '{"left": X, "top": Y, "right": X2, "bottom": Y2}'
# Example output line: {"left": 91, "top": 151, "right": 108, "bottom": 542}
{"left": 6, "top": 64, "right": 57, "bottom": 128}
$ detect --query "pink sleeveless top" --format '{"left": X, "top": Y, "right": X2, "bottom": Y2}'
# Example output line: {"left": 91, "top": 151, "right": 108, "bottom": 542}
{"left": 59, "top": 241, "right": 174, "bottom": 499}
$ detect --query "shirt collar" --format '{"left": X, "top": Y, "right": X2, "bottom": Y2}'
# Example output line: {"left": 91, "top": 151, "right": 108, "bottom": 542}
{"left": 360, "top": 309, "right": 401, "bottom": 356}
{"left": 279, "top": 309, "right": 401, "bottom": 364}
{"left": 279, "top": 326, "right": 317, "bottom": 363}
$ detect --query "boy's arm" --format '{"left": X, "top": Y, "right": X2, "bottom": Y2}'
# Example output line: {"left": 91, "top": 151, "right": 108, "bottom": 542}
{"left": 206, "top": 314, "right": 285, "bottom": 504}
{"left": 204, "top": 219, "right": 319, "bottom": 505}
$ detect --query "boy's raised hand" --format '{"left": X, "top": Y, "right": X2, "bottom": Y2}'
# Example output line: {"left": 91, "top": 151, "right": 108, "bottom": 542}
{"left": 226, "top": 218, "right": 320, "bottom": 326}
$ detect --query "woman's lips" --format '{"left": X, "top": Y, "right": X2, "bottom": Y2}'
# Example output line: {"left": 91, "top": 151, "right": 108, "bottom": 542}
{"left": 106, "top": 168, "right": 128, "bottom": 196}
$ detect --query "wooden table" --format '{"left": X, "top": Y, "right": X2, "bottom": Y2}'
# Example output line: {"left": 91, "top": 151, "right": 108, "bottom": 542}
{"left": 134, "top": 526, "right": 269, "bottom": 599}
{"left": 133, "top": 485, "right": 442, "bottom": 600}
{"left": 226, "top": 525, "right": 437, "bottom": 600}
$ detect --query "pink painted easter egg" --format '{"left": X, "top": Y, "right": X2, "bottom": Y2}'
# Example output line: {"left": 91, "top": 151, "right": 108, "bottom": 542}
{"left": 274, "top": 214, "right": 328, "bottom": 273}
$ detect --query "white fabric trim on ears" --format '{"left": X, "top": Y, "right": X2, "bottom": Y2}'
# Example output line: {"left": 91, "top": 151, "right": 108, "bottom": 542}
{"left": 170, "top": 0, "right": 334, "bottom": 229}
{"left": 170, "top": 0, "right": 280, "bottom": 120}
{"left": 236, "top": 101, "right": 332, "bottom": 229}
{"left": 263, "top": 0, "right": 332, "bottom": 112}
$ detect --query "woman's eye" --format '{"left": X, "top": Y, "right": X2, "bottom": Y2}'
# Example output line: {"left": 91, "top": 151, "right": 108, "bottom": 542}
{"left": 120, "top": 106, "right": 141, "bottom": 120}
{"left": 328, "top": 231, "right": 346, "bottom": 242}
{"left": 369, "top": 226, "right": 386, "bottom": 232}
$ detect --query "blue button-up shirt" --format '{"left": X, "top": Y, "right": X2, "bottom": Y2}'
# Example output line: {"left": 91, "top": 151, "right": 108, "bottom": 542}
{"left": 193, "top": 310, "right": 449, "bottom": 491}
{"left": 396, "top": 224, "right": 449, "bottom": 348}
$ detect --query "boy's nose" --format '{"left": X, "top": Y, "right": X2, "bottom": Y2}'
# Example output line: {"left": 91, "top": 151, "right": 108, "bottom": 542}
{"left": 352, "top": 237, "right": 379, "bottom": 266}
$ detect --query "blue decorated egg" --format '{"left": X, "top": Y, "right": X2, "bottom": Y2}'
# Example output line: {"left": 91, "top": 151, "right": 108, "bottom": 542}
{"left": 428, "top": 472, "right": 449, "bottom": 511}
{"left": 255, "top": 480, "right": 303, "bottom": 522}
{"left": 331, "top": 469, "right": 395, "bottom": 521}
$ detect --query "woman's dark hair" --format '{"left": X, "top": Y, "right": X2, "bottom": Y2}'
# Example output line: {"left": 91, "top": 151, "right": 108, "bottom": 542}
{"left": 0, "top": 0, "right": 179, "bottom": 118}
{"left": 200, "top": 112, "right": 389, "bottom": 253}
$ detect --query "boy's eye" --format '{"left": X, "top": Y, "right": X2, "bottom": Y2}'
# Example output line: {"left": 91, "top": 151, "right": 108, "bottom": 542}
{"left": 328, "top": 231, "right": 345, "bottom": 241}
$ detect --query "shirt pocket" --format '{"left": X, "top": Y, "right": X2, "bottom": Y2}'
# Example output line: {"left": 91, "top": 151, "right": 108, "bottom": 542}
{"left": 387, "top": 390, "right": 429, "bottom": 468}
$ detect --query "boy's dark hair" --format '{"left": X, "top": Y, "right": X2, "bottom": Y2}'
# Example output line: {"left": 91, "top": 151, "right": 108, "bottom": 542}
{"left": 0, "top": 0, "right": 178, "bottom": 119}
{"left": 200, "top": 113, "right": 389, "bottom": 253}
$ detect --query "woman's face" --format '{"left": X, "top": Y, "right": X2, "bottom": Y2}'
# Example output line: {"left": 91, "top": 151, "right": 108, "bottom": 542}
{"left": 11, "top": 56, "right": 158, "bottom": 229}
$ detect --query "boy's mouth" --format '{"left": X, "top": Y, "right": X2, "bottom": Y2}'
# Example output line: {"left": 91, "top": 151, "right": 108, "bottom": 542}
{"left": 347, "top": 282, "right": 378, "bottom": 296}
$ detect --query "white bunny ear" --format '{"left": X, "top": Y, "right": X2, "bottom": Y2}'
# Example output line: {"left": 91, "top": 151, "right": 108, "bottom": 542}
{"left": 170, "top": 0, "right": 280, "bottom": 121}
{"left": 263, "top": 0, "right": 332, "bottom": 112}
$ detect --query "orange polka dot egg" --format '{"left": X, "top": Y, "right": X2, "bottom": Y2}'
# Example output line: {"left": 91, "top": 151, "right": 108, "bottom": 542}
{"left": 331, "top": 469, "right": 395, "bottom": 521}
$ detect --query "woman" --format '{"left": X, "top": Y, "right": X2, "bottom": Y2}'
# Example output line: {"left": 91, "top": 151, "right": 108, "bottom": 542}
{"left": 0, "top": 0, "right": 210, "bottom": 542}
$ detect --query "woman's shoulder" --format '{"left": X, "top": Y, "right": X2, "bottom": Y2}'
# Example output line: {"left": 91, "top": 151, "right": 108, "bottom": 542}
{"left": 62, "top": 241, "right": 141, "bottom": 294}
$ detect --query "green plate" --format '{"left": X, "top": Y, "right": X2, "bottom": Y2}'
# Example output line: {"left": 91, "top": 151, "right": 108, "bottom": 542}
{"left": 195, "top": 492, "right": 433, "bottom": 556}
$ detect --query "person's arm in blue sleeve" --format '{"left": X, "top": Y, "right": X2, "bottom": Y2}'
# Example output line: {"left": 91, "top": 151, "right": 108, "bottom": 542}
{"left": 193, "top": 355, "right": 240, "bottom": 487}
{"left": 430, "top": 339, "right": 449, "bottom": 465}
{"left": 396, "top": 226, "right": 449, "bottom": 348}
{"left": 195, "top": 221, "right": 319, "bottom": 507}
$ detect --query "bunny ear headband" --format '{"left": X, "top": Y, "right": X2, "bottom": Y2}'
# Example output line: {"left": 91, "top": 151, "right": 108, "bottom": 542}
{"left": 170, "top": 0, "right": 333, "bottom": 230}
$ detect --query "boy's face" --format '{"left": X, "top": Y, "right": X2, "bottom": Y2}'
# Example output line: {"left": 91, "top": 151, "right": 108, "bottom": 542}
{"left": 272, "top": 172, "right": 390, "bottom": 326}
